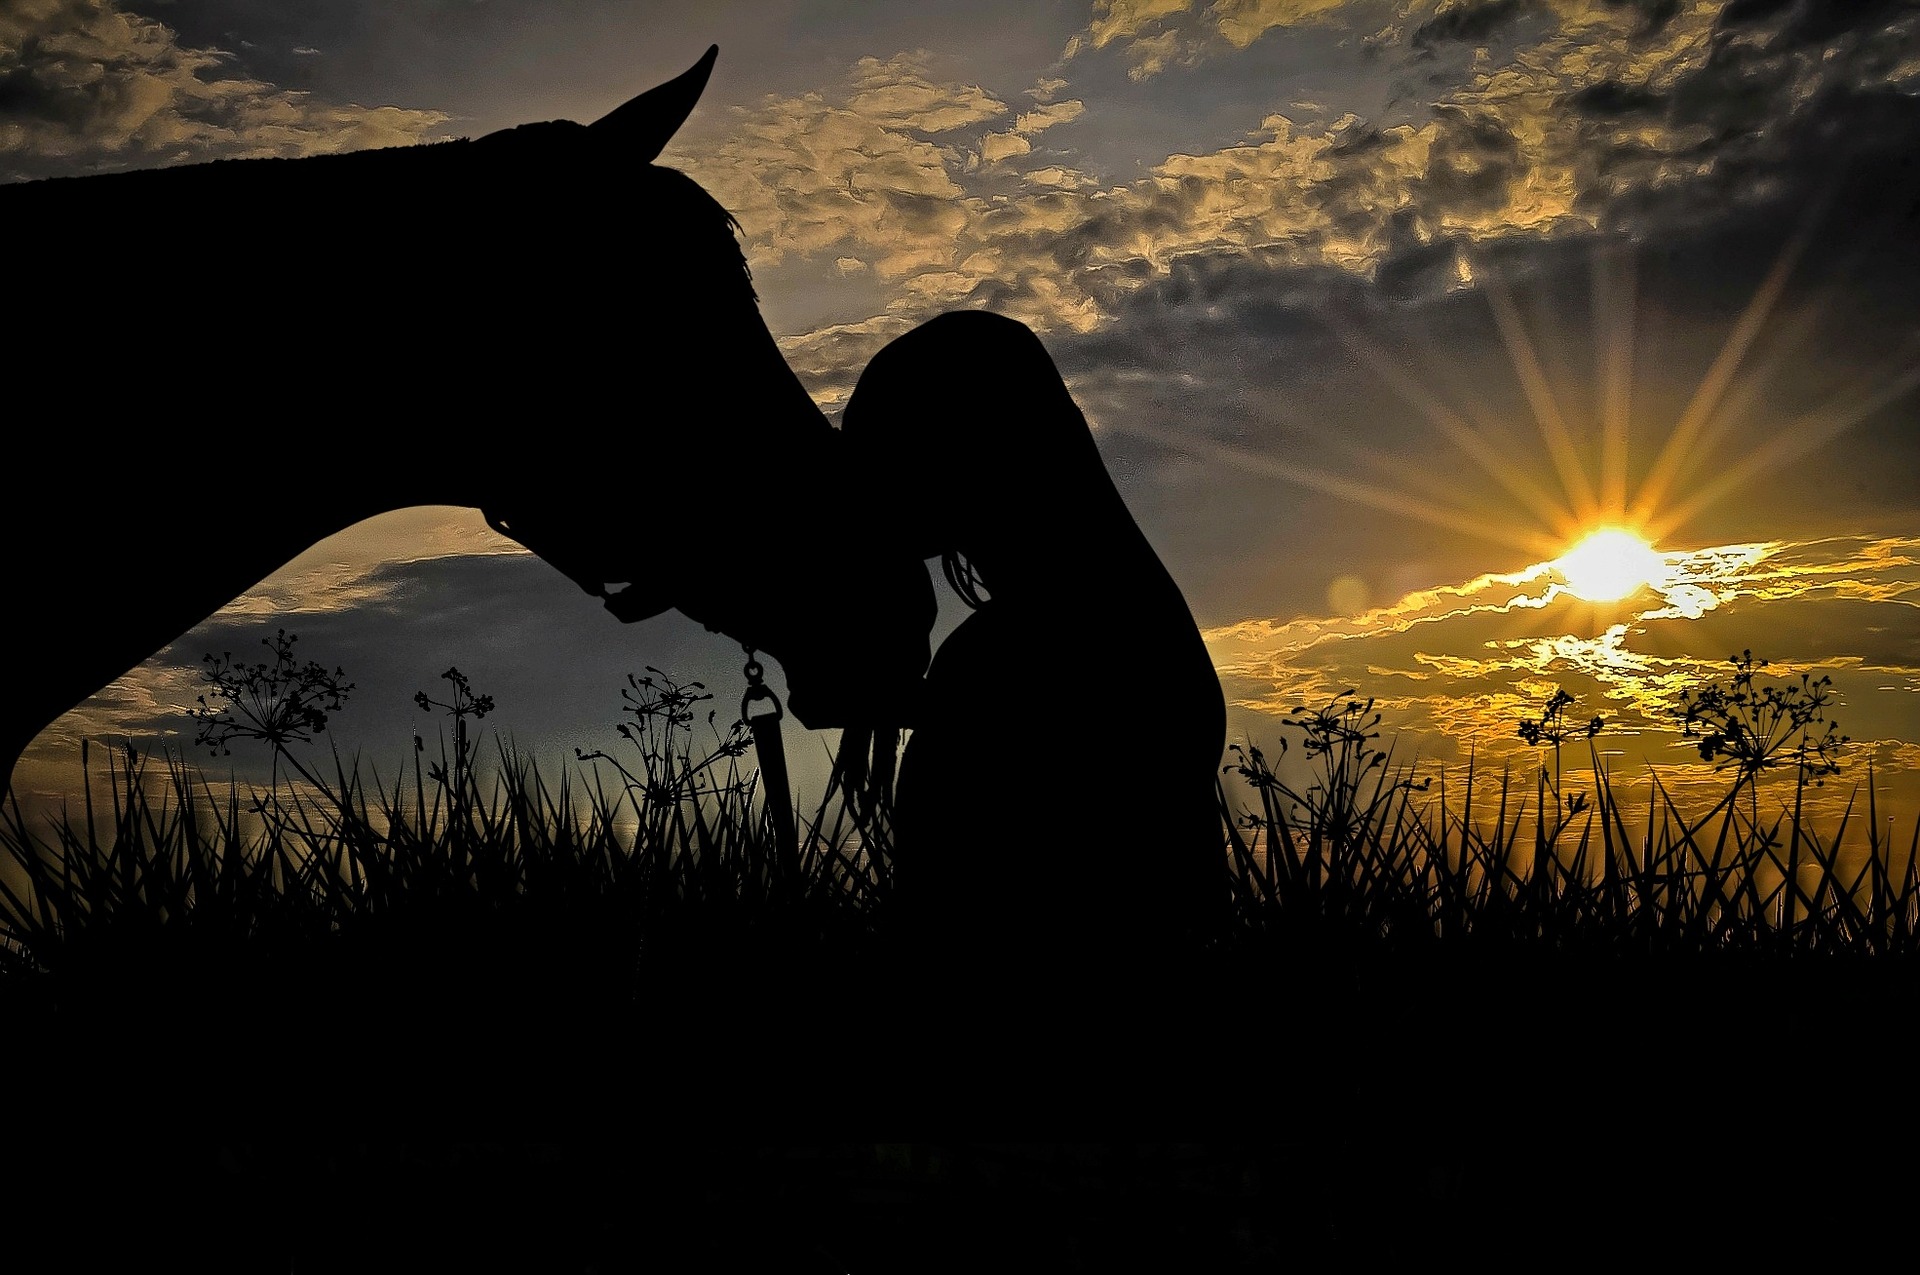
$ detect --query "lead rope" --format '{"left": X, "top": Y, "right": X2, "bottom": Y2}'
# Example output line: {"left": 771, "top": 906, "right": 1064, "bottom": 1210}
{"left": 741, "top": 648, "right": 799, "bottom": 885}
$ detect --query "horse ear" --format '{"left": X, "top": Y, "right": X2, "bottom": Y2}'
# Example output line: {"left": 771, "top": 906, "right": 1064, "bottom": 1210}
{"left": 589, "top": 44, "right": 718, "bottom": 161}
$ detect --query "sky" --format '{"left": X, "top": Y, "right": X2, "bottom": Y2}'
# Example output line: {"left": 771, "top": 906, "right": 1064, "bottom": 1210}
{"left": 6, "top": 0, "right": 1919, "bottom": 837}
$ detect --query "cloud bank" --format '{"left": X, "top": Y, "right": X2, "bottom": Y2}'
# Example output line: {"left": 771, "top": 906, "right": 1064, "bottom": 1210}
{"left": 1, "top": 0, "right": 447, "bottom": 181}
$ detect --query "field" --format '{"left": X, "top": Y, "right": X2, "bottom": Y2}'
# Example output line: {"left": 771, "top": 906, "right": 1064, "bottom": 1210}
{"left": 4, "top": 657, "right": 1917, "bottom": 1271}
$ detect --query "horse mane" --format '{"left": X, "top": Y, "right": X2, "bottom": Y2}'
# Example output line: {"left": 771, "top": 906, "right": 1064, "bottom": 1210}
{"left": 627, "top": 163, "right": 756, "bottom": 303}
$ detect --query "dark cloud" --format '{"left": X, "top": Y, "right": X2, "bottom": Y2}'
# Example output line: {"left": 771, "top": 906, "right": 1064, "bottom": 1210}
{"left": 714, "top": 1, "right": 1917, "bottom": 369}
{"left": 1718, "top": 0, "right": 1911, "bottom": 49}
{"left": 1044, "top": 65, "right": 1920, "bottom": 625}
{"left": 1415, "top": 105, "right": 1521, "bottom": 213}
{"left": 1562, "top": 80, "right": 1663, "bottom": 118}
{"left": 1717, "top": 0, "right": 1796, "bottom": 29}
{"left": 1372, "top": 232, "right": 1468, "bottom": 299}
{"left": 1048, "top": 90, "right": 1920, "bottom": 622}
{"left": 1411, "top": 0, "right": 1533, "bottom": 53}
{"left": 1641, "top": 595, "right": 1920, "bottom": 673}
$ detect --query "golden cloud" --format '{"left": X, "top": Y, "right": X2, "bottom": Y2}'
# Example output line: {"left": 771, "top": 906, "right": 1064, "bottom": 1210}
{"left": 1210, "top": 0, "right": 1358, "bottom": 48}
{"left": 979, "top": 132, "right": 1033, "bottom": 164}
{"left": 685, "top": 84, "right": 977, "bottom": 279}
{"left": 13, "top": 660, "right": 206, "bottom": 796}
{"left": 693, "top": 1, "right": 1914, "bottom": 406}
{"left": 1122, "top": 30, "right": 1188, "bottom": 79}
{"left": 978, "top": 98, "right": 1088, "bottom": 165}
{"left": 845, "top": 52, "right": 1009, "bottom": 133}
{"left": 1, "top": 0, "right": 446, "bottom": 178}
{"left": 1083, "top": 0, "right": 1198, "bottom": 51}
{"left": 1205, "top": 531, "right": 1920, "bottom": 822}
{"left": 1062, "top": 0, "right": 1363, "bottom": 74}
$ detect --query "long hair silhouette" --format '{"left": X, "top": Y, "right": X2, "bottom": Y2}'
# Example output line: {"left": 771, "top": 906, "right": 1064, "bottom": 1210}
{"left": 843, "top": 310, "right": 1228, "bottom": 964}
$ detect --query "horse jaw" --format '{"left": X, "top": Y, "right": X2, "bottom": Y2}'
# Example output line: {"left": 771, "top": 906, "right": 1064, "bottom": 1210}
{"left": 589, "top": 44, "right": 719, "bottom": 161}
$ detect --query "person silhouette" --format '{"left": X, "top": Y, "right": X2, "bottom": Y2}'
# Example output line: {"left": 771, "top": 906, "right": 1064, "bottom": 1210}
{"left": 842, "top": 310, "right": 1229, "bottom": 972}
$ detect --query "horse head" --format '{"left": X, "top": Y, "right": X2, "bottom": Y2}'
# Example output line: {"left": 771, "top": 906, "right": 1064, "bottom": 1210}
{"left": 472, "top": 47, "right": 936, "bottom": 740}
{"left": 1, "top": 45, "right": 933, "bottom": 804}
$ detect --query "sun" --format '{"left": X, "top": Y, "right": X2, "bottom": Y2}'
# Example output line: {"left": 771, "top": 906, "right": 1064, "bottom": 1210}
{"left": 1555, "top": 527, "right": 1668, "bottom": 602}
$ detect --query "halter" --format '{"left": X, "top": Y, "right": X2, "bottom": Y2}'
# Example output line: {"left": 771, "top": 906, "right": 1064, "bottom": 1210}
{"left": 739, "top": 648, "right": 797, "bottom": 878}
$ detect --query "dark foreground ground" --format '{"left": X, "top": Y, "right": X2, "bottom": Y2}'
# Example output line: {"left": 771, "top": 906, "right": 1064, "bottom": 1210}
{"left": 6, "top": 934, "right": 1916, "bottom": 1272}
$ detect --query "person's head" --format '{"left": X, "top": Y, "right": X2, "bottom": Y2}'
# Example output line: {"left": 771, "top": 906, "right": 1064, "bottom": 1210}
{"left": 842, "top": 310, "right": 1119, "bottom": 600}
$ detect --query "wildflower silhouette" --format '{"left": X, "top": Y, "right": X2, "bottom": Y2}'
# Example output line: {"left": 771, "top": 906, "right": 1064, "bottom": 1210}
{"left": 415, "top": 666, "right": 496, "bottom": 797}
{"left": 575, "top": 669, "right": 752, "bottom": 809}
{"left": 190, "top": 628, "right": 354, "bottom": 816}
{"left": 1678, "top": 650, "right": 1847, "bottom": 823}
{"left": 1226, "top": 690, "right": 1427, "bottom": 844}
{"left": 1288, "top": 692, "right": 1384, "bottom": 827}
{"left": 1516, "top": 686, "right": 1604, "bottom": 820}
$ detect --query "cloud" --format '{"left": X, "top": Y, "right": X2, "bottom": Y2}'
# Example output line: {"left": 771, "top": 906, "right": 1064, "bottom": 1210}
{"left": 1060, "top": 0, "right": 1365, "bottom": 75}
{"left": 844, "top": 52, "right": 1008, "bottom": 133}
{"left": 1, "top": 1, "right": 449, "bottom": 182}
{"left": 661, "top": 11, "right": 1918, "bottom": 633}
{"left": 1039, "top": 0, "right": 1919, "bottom": 302}
{"left": 1118, "top": 29, "right": 1189, "bottom": 79}
{"left": 1080, "top": 0, "right": 1198, "bottom": 52}
{"left": 979, "top": 130, "right": 1033, "bottom": 163}
{"left": 777, "top": 315, "right": 923, "bottom": 409}
{"left": 978, "top": 99, "right": 1087, "bottom": 166}
{"left": 678, "top": 53, "right": 993, "bottom": 287}
{"left": 1062, "top": 0, "right": 1210, "bottom": 78}
{"left": 658, "top": 0, "right": 1916, "bottom": 445}
{"left": 1409, "top": 0, "right": 1534, "bottom": 52}
{"left": 14, "top": 549, "right": 737, "bottom": 812}
{"left": 677, "top": 56, "right": 1126, "bottom": 380}
{"left": 1200, "top": 530, "right": 1920, "bottom": 817}
{"left": 1211, "top": 0, "right": 1363, "bottom": 49}
{"left": 1049, "top": 149, "right": 1920, "bottom": 615}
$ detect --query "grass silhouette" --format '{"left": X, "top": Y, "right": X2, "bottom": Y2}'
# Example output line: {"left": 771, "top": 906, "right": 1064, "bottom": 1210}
{"left": 3, "top": 644, "right": 1916, "bottom": 1270}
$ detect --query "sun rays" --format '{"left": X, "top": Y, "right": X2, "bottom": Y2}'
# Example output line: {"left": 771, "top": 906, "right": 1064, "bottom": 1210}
{"left": 1186, "top": 203, "right": 1919, "bottom": 815}
{"left": 1200, "top": 202, "right": 1920, "bottom": 584}
{"left": 1108, "top": 207, "right": 1914, "bottom": 592}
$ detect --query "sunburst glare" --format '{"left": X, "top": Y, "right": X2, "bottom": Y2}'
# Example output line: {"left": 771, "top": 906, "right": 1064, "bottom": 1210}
{"left": 1553, "top": 527, "right": 1668, "bottom": 602}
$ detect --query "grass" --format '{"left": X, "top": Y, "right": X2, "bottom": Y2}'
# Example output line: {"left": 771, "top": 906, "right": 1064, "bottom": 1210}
{"left": 13, "top": 674, "right": 1912, "bottom": 980}
{"left": 1215, "top": 680, "right": 1920, "bottom": 964}
{"left": 1, "top": 670, "right": 881, "bottom": 1001}
{"left": 3, "top": 664, "right": 1917, "bottom": 1270}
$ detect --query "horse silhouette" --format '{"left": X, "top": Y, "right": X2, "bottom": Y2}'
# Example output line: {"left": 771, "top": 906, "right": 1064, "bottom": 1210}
{"left": 1, "top": 46, "right": 935, "bottom": 798}
{"left": 842, "top": 310, "right": 1229, "bottom": 963}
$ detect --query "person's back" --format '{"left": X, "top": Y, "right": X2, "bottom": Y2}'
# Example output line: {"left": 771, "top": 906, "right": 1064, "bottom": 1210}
{"left": 843, "top": 310, "right": 1227, "bottom": 972}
